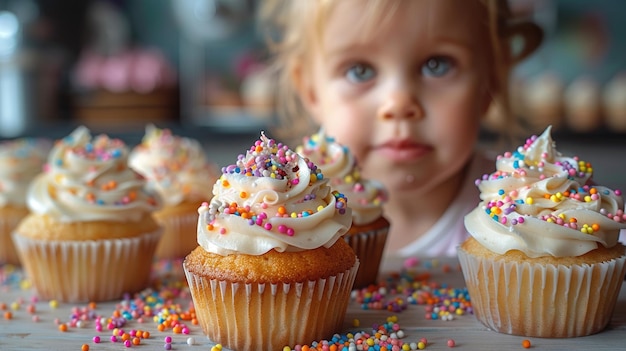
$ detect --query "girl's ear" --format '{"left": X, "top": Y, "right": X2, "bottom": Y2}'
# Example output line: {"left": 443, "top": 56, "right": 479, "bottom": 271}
{"left": 505, "top": 21, "right": 544, "bottom": 64}
{"left": 290, "top": 60, "right": 320, "bottom": 119}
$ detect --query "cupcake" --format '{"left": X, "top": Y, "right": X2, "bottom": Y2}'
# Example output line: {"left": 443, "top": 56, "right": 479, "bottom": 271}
{"left": 129, "top": 124, "right": 219, "bottom": 259}
{"left": 0, "top": 138, "right": 51, "bottom": 265}
{"left": 459, "top": 126, "right": 626, "bottom": 337}
{"left": 183, "top": 132, "right": 358, "bottom": 350}
{"left": 297, "top": 129, "right": 389, "bottom": 288}
{"left": 12, "top": 126, "right": 163, "bottom": 302}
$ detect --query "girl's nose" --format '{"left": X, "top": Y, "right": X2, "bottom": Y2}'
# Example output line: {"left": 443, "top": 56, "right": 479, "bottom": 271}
{"left": 378, "top": 91, "right": 423, "bottom": 120}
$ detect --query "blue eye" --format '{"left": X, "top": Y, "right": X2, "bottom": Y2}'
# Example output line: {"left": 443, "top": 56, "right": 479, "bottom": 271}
{"left": 346, "top": 63, "right": 376, "bottom": 83}
{"left": 422, "top": 57, "right": 452, "bottom": 77}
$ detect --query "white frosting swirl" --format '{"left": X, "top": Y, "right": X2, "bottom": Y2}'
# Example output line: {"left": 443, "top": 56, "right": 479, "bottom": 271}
{"left": 27, "top": 126, "right": 162, "bottom": 222}
{"left": 465, "top": 126, "right": 626, "bottom": 258}
{"left": 296, "top": 129, "right": 387, "bottom": 225}
{"left": 197, "top": 132, "right": 352, "bottom": 255}
{"left": 0, "top": 138, "right": 50, "bottom": 207}
{"left": 129, "top": 124, "right": 218, "bottom": 206}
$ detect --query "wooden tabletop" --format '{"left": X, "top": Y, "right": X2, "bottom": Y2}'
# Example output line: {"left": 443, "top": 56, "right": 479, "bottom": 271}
{"left": 1, "top": 257, "right": 625, "bottom": 351}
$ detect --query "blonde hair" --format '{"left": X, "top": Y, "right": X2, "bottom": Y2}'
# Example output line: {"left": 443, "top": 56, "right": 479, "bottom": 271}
{"left": 259, "top": 0, "right": 542, "bottom": 143}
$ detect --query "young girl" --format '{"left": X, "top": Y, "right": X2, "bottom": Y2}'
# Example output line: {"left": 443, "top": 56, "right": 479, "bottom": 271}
{"left": 259, "top": 0, "right": 542, "bottom": 257}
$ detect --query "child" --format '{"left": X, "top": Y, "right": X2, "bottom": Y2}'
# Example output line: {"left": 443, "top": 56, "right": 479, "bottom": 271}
{"left": 259, "top": 0, "right": 542, "bottom": 257}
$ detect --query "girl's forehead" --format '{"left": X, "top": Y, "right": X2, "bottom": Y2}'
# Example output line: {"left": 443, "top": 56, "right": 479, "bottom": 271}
{"left": 320, "top": 0, "right": 490, "bottom": 49}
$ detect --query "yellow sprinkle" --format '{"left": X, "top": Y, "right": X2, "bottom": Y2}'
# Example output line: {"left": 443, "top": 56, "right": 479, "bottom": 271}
{"left": 19, "top": 280, "right": 31, "bottom": 290}
{"left": 352, "top": 319, "right": 360, "bottom": 327}
{"left": 558, "top": 213, "right": 566, "bottom": 219}
{"left": 49, "top": 300, "right": 58, "bottom": 309}
{"left": 550, "top": 195, "right": 558, "bottom": 202}
{"left": 290, "top": 212, "right": 297, "bottom": 218}
{"left": 270, "top": 173, "right": 276, "bottom": 179}
{"left": 387, "top": 315, "right": 398, "bottom": 323}
{"left": 584, "top": 195, "right": 592, "bottom": 202}
{"left": 526, "top": 197, "right": 534, "bottom": 205}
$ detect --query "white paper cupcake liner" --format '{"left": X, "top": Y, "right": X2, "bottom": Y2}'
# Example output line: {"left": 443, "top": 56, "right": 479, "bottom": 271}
{"left": 0, "top": 213, "right": 24, "bottom": 265}
{"left": 155, "top": 210, "right": 198, "bottom": 259}
{"left": 458, "top": 247, "right": 626, "bottom": 337}
{"left": 345, "top": 225, "right": 389, "bottom": 288}
{"left": 184, "top": 259, "right": 359, "bottom": 350}
{"left": 12, "top": 229, "right": 162, "bottom": 302}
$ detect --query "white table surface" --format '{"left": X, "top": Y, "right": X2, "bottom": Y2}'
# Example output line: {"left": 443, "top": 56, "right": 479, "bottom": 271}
{"left": 1, "top": 256, "right": 625, "bottom": 351}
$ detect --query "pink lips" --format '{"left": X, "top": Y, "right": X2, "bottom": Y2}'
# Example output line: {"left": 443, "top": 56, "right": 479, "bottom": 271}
{"left": 374, "top": 139, "right": 432, "bottom": 163}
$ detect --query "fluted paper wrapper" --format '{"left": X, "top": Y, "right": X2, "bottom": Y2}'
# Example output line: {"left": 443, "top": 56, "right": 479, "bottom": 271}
{"left": 345, "top": 223, "right": 389, "bottom": 288}
{"left": 155, "top": 211, "right": 198, "bottom": 259}
{"left": 458, "top": 247, "right": 626, "bottom": 337}
{"left": 184, "top": 259, "right": 359, "bottom": 351}
{"left": 0, "top": 213, "right": 25, "bottom": 265}
{"left": 12, "top": 229, "right": 162, "bottom": 303}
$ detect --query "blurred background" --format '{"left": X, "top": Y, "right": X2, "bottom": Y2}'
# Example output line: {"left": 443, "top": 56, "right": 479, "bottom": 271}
{"left": 0, "top": 0, "right": 625, "bottom": 188}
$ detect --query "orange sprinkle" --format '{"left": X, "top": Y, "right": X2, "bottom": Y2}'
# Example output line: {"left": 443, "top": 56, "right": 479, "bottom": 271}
{"left": 4, "top": 311, "right": 12, "bottom": 320}
{"left": 157, "top": 324, "right": 165, "bottom": 332}
{"left": 88, "top": 302, "right": 97, "bottom": 310}
{"left": 58, "top": 323, "right": 68, "bottom": 332}
{"left": 278, "top": 206, "right": 287, "bottom": 215}
{"left": 132, "top": 337, "right": 141, "bottom": 345}
{"left": 222, "top": 179, "right": 230, "bottom": 187}
{"left": 592, "top": 223, "right": 600, "bottom": 231}
{"left": 240, "top": 191, "right": 248, "bottom": 198}
{"left": 522, "top": 339, "right": 531, "bottom": 348}
{"left": 590, "top": 188, "right": 597, "bottom": 195}
{"left": 81, "top": 344, "right": 89, "bottom": 351}
{"left": 142, "top": 331, "right": 150, "bottom": 339}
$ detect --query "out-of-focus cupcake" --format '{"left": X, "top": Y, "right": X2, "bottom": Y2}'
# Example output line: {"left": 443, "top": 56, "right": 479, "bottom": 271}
{"left": 13, "top": 126, "right": 163, "bottom": 302}
{"left": 0, "top": 138, "right": 51, "bottom": 265}
{"left": 297, "top": 129, "right": 389, "bottom": 288}
{"left": 603, "top": 72, "right": 626, "bottom": 132}
{"left": 183, "top": 132, "right": 358, "bottom": 350}
{"left": 129, "top": 124, "right": 219, "bottom": 259}
{"left": 522, "top": 72, "right": 564, "bottom": 132}
{"left": 459, "top": 126, "right": 626, "bottom": 337}
{"left": 563, "top": 76, "right": 603, "bottom": 133}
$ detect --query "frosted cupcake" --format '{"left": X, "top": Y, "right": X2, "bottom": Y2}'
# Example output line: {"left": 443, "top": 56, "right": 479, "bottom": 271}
{"left": 183, "top": 132, "right": 358, "bottom": 350}
{"left": 297, "top": 129, "right": 389, "bottom": 288}
{"left": 0, "top": 138, "right": 51, "bottom": 265}
{"left": 459, "top": 126, "right": 626, "bottom": 337}
{"left": 13, "top": 126, "right": 163, "bottom": 302}
{"left": 130, "top": 124, "right": 219, "bottom": 259}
